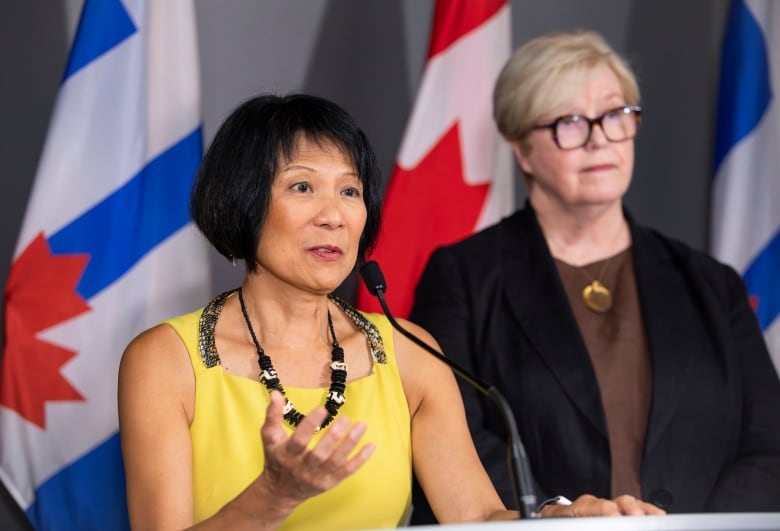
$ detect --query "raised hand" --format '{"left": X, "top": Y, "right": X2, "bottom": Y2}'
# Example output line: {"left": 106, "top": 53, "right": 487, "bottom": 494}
{"left": 257, "top": 391, "right": 376, "bottom": 506}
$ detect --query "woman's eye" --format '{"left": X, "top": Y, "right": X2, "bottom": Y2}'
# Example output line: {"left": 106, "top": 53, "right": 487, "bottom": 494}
{"left": 342, "top": 186, "right": 361, "bottom": 198}
{"left": 291, "top": 182, "right": 311, "bottom": 192}
{"left": 558, "top": 115, "right": 581, "bottom": 127}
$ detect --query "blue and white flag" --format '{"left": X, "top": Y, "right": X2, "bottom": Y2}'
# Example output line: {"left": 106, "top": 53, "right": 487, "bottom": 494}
{"left": 712, "top": 0, "right": 780, "bottom": 374}
{"left": 0, "top": 0, "right": 210, "bottom": 528}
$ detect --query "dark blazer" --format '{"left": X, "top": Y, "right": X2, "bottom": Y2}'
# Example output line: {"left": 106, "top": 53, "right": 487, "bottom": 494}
{"left": 410, "top": 205, "right": 780, "bottom": 515}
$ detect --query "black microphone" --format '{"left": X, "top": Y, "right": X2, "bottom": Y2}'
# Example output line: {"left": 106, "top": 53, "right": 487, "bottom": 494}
{"left": 359, "top": 260, "right": 538, "bottom": 519}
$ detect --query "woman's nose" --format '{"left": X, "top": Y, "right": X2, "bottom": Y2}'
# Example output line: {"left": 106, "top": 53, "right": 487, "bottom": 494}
{"left": 585, "top": 121, "right": 609, "bottom": 148}
{"left": 314, "top": 196, "right": 345, "bottom": 228}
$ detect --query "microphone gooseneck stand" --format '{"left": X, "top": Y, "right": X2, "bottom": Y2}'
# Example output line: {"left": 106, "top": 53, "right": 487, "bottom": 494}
{"left": 359, "top": 261, "right": 538, "bottom": 520}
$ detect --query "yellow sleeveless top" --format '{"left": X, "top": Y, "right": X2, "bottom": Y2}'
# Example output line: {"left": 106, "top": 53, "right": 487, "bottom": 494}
{"left": 164, "top": 291, "right": 412, "bottom": 530}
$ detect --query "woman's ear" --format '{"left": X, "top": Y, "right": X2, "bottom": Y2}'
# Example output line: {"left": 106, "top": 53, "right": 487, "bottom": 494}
{"left": 510, "top": 141, "right": 533, "bottom": 175}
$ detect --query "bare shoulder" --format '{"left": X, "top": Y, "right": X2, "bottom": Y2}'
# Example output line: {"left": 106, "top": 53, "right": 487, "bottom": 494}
{"left": 121, "top": 323, "right": 189, "bottom": 374}
{"left": 392, "top": 318, "right": 454, "bottom": 414}
{"left": 392, "top": 318, "right": 443, "bottom": 364}
{"left": 119, "top": 323, "right": 194, "bottom": 417}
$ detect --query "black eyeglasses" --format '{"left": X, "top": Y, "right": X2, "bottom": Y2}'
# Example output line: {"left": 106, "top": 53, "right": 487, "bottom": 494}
{"left": 531, "top": 105, "right": 642, "bottom": 150}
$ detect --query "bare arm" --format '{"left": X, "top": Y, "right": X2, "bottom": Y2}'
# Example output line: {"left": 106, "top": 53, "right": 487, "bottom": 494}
{"left": 395, "top": 319, "right": 516, "bottom": 523}
{"left": 118, "top": 325, "right": 198, "bottom": 530}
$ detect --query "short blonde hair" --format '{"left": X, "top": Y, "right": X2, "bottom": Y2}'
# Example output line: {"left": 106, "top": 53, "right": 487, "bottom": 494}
{"left": 493, "top": 30, "right": 640, "bottom": 142}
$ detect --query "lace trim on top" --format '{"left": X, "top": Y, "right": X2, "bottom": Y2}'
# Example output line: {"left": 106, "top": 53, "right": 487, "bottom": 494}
{"left": 198, "top": 288, "right": 387, "bottom": 369}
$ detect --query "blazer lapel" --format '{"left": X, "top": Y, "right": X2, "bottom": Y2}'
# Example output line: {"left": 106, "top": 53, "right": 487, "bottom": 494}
{"left": 630, "top": 223, "right": 697, "bottom": 452}
{"left": 500, "top": 208, "right": 608, "bottom": 439}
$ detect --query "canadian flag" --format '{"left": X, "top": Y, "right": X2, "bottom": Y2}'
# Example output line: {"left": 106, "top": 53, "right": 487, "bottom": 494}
{"left": 356, "top": 0, "right": 514, "bottom": 317}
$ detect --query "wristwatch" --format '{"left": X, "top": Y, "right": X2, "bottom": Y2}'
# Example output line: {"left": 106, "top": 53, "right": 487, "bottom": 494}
{"left": 537, "top": 495, "right": 573, "bottom": 513}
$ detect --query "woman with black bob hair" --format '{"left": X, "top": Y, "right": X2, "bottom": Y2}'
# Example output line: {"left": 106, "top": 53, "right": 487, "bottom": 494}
{"left": 119, "top": 93, "right": 661, "bottom": 529}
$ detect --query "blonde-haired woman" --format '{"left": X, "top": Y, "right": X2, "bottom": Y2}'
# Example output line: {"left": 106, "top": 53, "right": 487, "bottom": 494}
{"left": 411, "top": 30, "right": 780, "bottom": 520}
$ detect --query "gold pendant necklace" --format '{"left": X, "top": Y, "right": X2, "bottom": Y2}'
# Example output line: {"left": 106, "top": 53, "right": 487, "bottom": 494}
{"left": 578, "top": 250, "right": 616, "bottom": 313}
{"left": 582, "top": 279, "right": 612, "bottom": 313}
{"left": 560, "top": 221, "right": 626, "bottom": 313}
{"left": 575, "top": 221, "right": 628, "bottom": 313}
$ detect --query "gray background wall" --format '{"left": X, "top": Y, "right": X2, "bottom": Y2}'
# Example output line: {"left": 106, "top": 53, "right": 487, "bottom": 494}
{"left": 0, "top": 0, "right": 728, "bottom": 527}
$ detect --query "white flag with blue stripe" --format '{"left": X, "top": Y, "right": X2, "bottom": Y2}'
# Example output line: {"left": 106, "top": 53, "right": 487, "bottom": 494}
{"left": 712, "top": 0, "right": 780, "bottom": 374}
{"left": 0, "top": 0, "right": 210, "bottom": 528}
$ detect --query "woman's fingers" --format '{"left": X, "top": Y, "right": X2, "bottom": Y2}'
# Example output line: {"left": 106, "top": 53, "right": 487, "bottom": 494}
{"left": 261, "top": 390, "right": 286, "bottom": 447}
{"left": 542, "top": 493, "right": 666, "bottom": 517}
{"left": 545, "top": 495, "right": 618, "bottom": 517}
{"left": 614, "top": 494, "right": 643, "bottom": 515}
{"left": 262, "top": 394, "right": 373, "bottom": 480}
{"left": 285, "top": 406, "right": 329, "bottom": 456}
{"left": 571, "top": 494, "right": 619, "bottom": 517}
{"left": 319, "top": 421, "right": 375, "bottom": 477}
{"left": 304, "top": 417, "right": 374, "bottom": 477}
{"left": 302, "top": 417, "right": 351, "bottom": 469}
{"left": 335, "top": 439, "right": 375, "bottom": 477}
{"left": 611, "top": 494, "right": 666, "bottom": 515}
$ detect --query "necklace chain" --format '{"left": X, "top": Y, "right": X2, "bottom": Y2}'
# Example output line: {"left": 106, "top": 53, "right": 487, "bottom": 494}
{"left": 577, "top": 254, "right": 612, "bottom": 283}
{"left": 238, "top": 288, "right": 347, "bottom": 429}
{"left": 576, "top": 222, "right": 626, "bottom": 313}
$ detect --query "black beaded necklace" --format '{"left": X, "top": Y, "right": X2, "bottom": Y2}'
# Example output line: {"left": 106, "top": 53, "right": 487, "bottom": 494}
{"left": 238, "top": 288, "right": 347, "bottom": 429}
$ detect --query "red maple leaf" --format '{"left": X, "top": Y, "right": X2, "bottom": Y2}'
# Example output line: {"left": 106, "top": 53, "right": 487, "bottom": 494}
{"left": 358, "top": 123, "right": 490, "bottom": 317}
{"left": 1, "top": 233, "right": 91, "bottom": 428}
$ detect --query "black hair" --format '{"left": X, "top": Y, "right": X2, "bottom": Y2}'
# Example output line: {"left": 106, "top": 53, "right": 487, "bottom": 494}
{"left": 190, "top": 93, "right": 382, "bottom": 271}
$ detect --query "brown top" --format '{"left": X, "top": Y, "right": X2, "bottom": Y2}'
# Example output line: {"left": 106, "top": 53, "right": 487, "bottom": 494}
{"left": 555, "top": 247, "right": 651, "bottom": 498}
